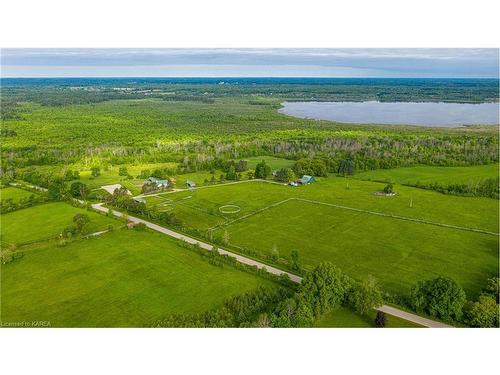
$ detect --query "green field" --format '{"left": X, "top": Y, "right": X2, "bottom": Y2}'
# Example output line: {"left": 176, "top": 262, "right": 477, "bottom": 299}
{"left": 0, "top": 229, "right": 277, "bottom": 327}
{"left": 145, "top": 176, "right": 499, "bottom": 298}
{"left": 148, "top": 176, "right": 498, "bottom": 234}
{"left": 0, "top": 202, "right": 117, "bottom": 245}
{"left": 314, "top": 308, "right": 423, "bottom": 328}
{"left": 354, "top": 164, "right": 499, "bottom": 185}
{"left": 236, "top": 156, "right": 295, "bottom": 171}
{"left": 219, "top": 198, "right": 497, "bottom": 297}
{"left": 0, "top": 187, "right": 37, "bottom": 203}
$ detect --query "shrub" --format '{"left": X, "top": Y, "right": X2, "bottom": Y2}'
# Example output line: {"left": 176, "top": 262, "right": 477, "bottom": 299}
{"left": 133, "top": 222, "right": 147, "bottom": 231}
{"left": 464, "top": 295, "right": 499, "bottom": 328}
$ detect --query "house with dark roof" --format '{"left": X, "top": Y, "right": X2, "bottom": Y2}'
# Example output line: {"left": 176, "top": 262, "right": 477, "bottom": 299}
{"left": 148, "top": 177, "right": 169, "bottom": 188}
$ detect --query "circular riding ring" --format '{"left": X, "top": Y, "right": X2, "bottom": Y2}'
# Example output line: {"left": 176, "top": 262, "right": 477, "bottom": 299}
{"left": 157, "top": 197, "right": 173, "bottom": 203}
{"left": 159, "top": 204, "right": 175, "bottom": 212}
{"left": 219, "top": 205, "right": 241, "bottom": 214}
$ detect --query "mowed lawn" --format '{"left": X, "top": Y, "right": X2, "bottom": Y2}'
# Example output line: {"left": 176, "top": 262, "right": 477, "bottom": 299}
{"left": 314, "top": 308, "right": 423, "bottom": 328}
{"left": 354, "top": 164, "right": 499, "bottom": 185}
{"left": 1, "top": 229, "right": 277, "bottom": 327}
{"left": 0, "top": 187, "right": 38, "bottom": 203}
{"left": 219, "top": 199, "right": 498, "bottom": 298}
{"left": 0, "top": 202, "right": 117, "bottom": 245}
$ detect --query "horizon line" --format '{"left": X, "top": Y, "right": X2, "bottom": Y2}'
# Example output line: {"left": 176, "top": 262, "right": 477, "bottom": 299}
{"left": 2, "top": 76, "right": 499, "bottom": 80}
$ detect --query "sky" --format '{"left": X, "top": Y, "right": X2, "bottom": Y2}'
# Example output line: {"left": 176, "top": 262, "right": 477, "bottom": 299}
{"left": 1, "top": 48, "right": 498, "bottom": 78}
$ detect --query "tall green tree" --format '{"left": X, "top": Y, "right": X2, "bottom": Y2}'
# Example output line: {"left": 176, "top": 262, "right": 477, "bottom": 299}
{"left": 275, "top": 168, "right": 296, "bottom": 182}
{"left": 409, "top": 277, "right": 466, "bottom": 321}
{"left": 348, "top": 275, "right": 383, "bottom": 315}
{"left": 254, "top": 160, "right": 271, "bottom": 179}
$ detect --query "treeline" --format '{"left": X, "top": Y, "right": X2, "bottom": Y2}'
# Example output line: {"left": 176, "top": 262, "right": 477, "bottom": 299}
{"left": 154, "top": 262, "right": 384, "bottom": 328}
{"left": 154, "top": 261, "right": 499, "bottom": 328}
{"left": 154, "top": 287, "right": 293, "bottom": 328}
{"left": 4, "top": 78, "right": 499, "bottom": 105}
{"left": 408, "top": 177, "right": 499, "bottom": 199}
{"left": 0, "top": 192, "right": 48, "bottom": 213}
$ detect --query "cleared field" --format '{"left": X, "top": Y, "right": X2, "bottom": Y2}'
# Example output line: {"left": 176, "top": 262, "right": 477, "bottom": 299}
{"left": 217, "top": 198, "right": 498, "bottom": 297}
{"left": 314, "top": 308, "right": 423, "bottom": 328}
{"left": 236, "top": 156, "right": 295, "bottom": 170}
{"left": 354, "top": 164, "right": 499, "bottom": 185}
{"left": 144, "top": 181, "right": 289, "bottom": 230}
{"left": 0, "top": 187, "right": 37, "bottom": 202}
{"left": 296, "top": 177, "right": 498, "bottom": 233}
{"left": 0, "top": 202, "right": 117, "bottom": 245}
{"left": 0, "top": 229, "right": 277, "bottom": 327}
{"left": 153, "top": 176, "right": 498, "bottom": 233}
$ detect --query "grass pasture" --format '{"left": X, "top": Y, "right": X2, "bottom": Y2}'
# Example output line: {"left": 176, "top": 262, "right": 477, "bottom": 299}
{"left": 0, "top": 202, "right": 117, "bottom": 245}
{"left": 354, "top": 164, "right": 499, "bottom": 185}
{"left": 143, "top": 180, "right": 289, "bottom": 230}
{"left": 236, "top": 156, "right": 296, "bottom": 171}
{"left": 147, "top": 176, "right": 498, "bottom": 298}
{"left": 0, "top": 229, "right": 278, "bottom": 327}
{"left": 216, "top": 198, "right": 498, "bottom": 297}
{"left": 0, "top": 187, "right": 38, "bottom": 203}
{"left": 314, "top": 308, "right": 423, "bottom": 328}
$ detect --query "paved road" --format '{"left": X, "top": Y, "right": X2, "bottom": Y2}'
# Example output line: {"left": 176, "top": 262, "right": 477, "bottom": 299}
{"left": 377, "top": 305, "right": 451, "bottom": 328}
{"left": 92, "top": 202, "right": 452, "bottom": 327}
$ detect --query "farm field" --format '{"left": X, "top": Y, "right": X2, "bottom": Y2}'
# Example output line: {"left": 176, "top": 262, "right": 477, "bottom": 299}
{"left": 314, "top": 308, "right": 423, "bottom": 328}
{"left": 144, "top": 176, "right": 499, "bottom": 297}
{"left": 146, "top": 176, "right": 499, "bottom": 234}
{"left": 217, "top": 198, "right": 498, "bottom": 297}
{"left": 354, "top": 164, "right": 499, "bottom": 185}
{"left": 0, "top": 187, "right": 38, "bottom": 203}
{"left": 0, "top": 202, "right": 117, "bottom": 245}
{"left": 0, "top": 229, "right": 278, "bottom": 327}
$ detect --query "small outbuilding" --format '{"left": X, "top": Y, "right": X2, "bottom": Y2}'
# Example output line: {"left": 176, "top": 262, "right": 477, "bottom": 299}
{"left": 186, "top": 180, "right": 196, "bottom": 188}
{"left": 297, "top": 175, "right": 316, "bottom": 185}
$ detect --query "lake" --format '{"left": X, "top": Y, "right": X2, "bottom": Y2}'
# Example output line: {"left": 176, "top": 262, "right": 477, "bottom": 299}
{"left": 279, "top": 101, "right": 499, "bottom": 127}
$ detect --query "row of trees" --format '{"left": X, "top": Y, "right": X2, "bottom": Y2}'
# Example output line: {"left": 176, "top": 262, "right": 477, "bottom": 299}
{"left": 409, "top": 177, "right": 499, "bottom": 199}
{"left": 0, "top": 193, "right": 48, "bottom": 213}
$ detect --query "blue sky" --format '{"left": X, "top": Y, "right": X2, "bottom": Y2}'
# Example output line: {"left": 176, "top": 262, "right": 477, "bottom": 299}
{"left": 1, "top": 48, "right": 498, "bottom": 78}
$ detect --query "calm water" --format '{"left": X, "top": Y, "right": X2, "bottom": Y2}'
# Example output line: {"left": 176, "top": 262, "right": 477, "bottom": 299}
{"left": 279, "top": 101, "right": 499, "bottom": 127}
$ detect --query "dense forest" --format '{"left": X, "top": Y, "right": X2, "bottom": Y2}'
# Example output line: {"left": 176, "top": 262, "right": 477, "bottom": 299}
{"left": 1, "top": 78, "right": 498, "bottom": 178}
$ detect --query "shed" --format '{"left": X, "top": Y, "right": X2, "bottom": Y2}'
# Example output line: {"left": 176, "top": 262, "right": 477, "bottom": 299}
{"left": 298, "top": 175, "right": 315, "bottom": 184}
{"left": 186, "top": 180, "right": 196, "bottom": 188}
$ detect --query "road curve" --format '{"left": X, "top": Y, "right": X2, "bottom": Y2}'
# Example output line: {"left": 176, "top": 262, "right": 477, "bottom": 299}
{"left": 91, "top": 203, "right": 451, "bottom": 327}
